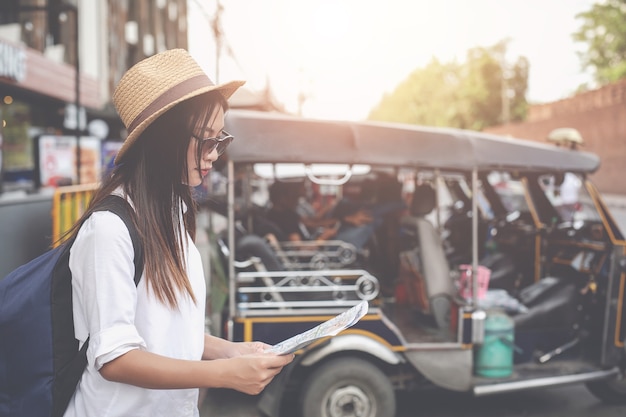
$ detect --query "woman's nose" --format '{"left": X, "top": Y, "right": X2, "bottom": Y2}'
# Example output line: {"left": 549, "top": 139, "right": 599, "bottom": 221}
{"left": 202, "top": 146, "right": 218, "bottom": 161}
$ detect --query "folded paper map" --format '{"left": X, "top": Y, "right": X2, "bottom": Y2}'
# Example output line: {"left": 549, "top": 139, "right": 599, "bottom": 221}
{"left": 266, "top": 301, "right": 369, "bottom": 355}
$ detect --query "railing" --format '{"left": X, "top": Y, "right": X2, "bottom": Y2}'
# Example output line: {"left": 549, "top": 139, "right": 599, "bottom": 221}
{"left": 235, "top": 269, "right": 380, "bottom": 316}
{"left": 51, "top": 183, "right": 98, "bottom": 246}
{"left": 268, "top": 238, "right": 359, "bottom": 270}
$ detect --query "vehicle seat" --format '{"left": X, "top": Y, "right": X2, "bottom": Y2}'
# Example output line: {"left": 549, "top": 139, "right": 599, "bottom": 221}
{"left": 249, "top": 211, "right": 361, "bottom": 270}
{"left": 514, "top": 277, "right": 580, "bottom": 330}
{"left": 235, "top": 234, "right": 285, "bottom": 272}
{"left": 400, "top": 183, "right": 457, "bottom": 330}
{"left": 229, "top": 234, "right": 290, "bottom": 304}
{"left": 512, "top": 276, "right": 582, "bottom": 363}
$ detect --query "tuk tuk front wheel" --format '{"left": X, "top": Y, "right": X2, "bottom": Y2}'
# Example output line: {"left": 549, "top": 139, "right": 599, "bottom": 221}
{"left": 586, "top": 376, "right": 626, "bottom": 404}
{"left": 299, "top": 357, "right": 396, "bottom": 417}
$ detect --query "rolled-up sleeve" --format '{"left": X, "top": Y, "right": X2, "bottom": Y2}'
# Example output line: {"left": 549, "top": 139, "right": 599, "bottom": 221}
{"left": 69, "top": 211, "right": 147, "bottom": 370}
{"left": 90, "top": 324, "right": 145, "bottom": 370}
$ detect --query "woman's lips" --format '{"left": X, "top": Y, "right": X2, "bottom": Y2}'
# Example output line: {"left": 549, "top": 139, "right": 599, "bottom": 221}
{"left": 201, "top": 169, "right": 210, "bottom": 177}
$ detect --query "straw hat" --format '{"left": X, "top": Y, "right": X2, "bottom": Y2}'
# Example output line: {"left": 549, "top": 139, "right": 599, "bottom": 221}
{"left": 113, "top": 49, "right": 245, "bottom": 163}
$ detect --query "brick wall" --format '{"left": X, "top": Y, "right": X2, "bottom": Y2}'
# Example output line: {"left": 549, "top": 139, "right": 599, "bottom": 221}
{"left": 484, "top": 79, "right": 626, "bottom": 195}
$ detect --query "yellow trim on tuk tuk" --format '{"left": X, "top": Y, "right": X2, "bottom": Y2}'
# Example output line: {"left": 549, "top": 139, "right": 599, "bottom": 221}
{"left": 616, "top": 271, "right": 625, "bottom": 348}
{"left": 244, "top": 319, "right": 253, "bottom": 342}
{"left": 586, "top": 181, "right": 626, "bottom": 245}
{"left": 235, "top": 315, "right": 404, "bottom": 351}
{"left": 235, "top": 313, "right": 381, "bottom": 324}
{"left": 521, "top": 177, "right": 545, "bottom": 282}
{"left": 236, "top": 314, "right": 382, "bottom": 342}
{"left": 585, "top": 181, "right": 626, "bottom": 347}
{"left": 278, "top": 329, "right": 404, "bottom": 354}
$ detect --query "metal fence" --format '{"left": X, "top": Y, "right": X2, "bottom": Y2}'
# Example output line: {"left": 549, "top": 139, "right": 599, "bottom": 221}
{"left": 51, "top": 184, "right": 98, "bottom": 246}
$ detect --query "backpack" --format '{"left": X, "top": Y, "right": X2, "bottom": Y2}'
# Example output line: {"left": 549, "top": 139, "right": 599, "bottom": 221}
{"left": 0, "top": 194, "right": 144, "bottom": 417}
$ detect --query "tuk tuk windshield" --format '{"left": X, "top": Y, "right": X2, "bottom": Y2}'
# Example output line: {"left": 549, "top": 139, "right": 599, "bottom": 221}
{"left": 538, "top": 172, "right": 601, "bottom": 224}
{"left": 486, "top": 171, "right": 531, "bottom": 219}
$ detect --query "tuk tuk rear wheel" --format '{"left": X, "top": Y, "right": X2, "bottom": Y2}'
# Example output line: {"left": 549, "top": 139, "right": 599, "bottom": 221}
{"left": 586, "top": 376, "right": 626, "bottom": 404}
{"left": 299, "top": 357, "right": 395, "bottom": 417}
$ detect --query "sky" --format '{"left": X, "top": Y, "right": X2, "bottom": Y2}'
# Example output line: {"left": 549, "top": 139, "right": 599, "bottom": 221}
{"left": 188, "top": 0, "right": 597, "bottom": 121}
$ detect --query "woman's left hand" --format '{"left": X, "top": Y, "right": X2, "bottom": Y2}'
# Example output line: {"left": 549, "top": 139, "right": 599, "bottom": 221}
{"left": 228, "top": 341, "right": 271, "bottom": 358}
{"left": 204, "top": 334, "right": 272, "bottom": 360}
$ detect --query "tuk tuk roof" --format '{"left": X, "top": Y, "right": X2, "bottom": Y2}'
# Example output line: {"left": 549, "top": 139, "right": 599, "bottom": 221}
{"left": 225, "top": 110, "right": 600, "bottom": 174}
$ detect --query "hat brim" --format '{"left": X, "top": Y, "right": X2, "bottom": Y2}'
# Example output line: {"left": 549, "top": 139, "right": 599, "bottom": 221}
{"left": 114, "top": 79, "right": 245, "bottom": 164}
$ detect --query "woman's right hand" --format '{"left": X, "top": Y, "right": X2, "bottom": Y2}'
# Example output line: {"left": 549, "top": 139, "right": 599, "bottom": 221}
{"left": 220, "top": 352, "right": 295, "bottom": 395}
{"left": 98, "top": 346, "right": 294, "bottom": 393}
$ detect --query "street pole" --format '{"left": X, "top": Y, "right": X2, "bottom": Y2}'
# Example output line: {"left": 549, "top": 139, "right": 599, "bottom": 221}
{"left": 72, "top": 5, "right": 80, "bottom": 184}
{"left": 213, "top": 1, "right": 223, "bottom": 83}
{"left": 500, "top": 57, "right": 510, "bottom": 125}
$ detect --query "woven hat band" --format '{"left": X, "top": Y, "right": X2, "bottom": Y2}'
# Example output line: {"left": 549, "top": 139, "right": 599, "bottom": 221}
{"left": 126, "top": 74, "right": 211, "bottom": 135}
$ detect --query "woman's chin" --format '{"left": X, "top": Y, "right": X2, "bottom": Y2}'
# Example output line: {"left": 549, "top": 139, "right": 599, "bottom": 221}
{"left": 183, "top": 175, "right": 203, "bottom": 187}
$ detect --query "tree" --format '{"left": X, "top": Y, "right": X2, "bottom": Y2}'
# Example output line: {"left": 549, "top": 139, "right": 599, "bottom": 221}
{"left": 573, "top": 0, "right": 626, "bottom": 85}
{"left": 367, "top": 58, "right": 462, "bottom": 127}
{"left": 367, "top": 40, "right": 528, "bottom": 131}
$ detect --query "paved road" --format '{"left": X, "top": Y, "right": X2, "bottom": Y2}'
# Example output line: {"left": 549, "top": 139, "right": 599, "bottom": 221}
{"left": 201, "top": 383, "right": 626, "bottom": 417}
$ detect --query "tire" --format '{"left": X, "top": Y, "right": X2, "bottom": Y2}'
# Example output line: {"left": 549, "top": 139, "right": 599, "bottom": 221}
{"left": 586, "top": 345, "right": 626, "bottom": 405}
{"left": 300, "top": 357, "right": 396, "bottom": 417}
{"left": 586, "top": 377, "right": 626, "bottom": 405}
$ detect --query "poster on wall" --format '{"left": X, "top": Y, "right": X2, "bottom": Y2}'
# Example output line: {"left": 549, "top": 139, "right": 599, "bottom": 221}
{"left": 36, "top": 135, "right": 102, "bottom": 187}
{"left": 101, "top": 140, "right": 123, "bottom": 177}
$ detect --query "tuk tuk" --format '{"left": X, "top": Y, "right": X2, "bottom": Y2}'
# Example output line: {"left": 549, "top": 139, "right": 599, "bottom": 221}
{"left": 203, "top": 109, "right": 626, "bottom": 417}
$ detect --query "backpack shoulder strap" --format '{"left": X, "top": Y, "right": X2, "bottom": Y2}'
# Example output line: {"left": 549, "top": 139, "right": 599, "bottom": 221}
{"left": 50, "top": 195, "right": 144, "bottom": 417}
{"left": 92, "top": 194, "right": 144, "bottom": 285}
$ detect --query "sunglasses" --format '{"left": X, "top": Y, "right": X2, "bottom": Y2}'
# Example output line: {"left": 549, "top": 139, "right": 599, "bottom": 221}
{"left": 193, "top": 130, "right": 234, "bottom": 157}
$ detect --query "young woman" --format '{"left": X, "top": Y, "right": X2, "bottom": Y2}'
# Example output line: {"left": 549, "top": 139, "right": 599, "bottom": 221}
{"left": 63, "top": 49, "right": 293, "bottom": 417}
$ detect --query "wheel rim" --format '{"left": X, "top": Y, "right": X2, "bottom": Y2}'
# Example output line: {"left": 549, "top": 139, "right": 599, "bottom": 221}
{"left": 323, "top": 384, "right": 373, "bottom": 417}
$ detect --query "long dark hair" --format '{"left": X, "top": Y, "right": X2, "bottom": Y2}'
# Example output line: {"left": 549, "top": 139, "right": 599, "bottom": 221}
{"left": 66, "top": 91, "right": 228, "bottom": 309}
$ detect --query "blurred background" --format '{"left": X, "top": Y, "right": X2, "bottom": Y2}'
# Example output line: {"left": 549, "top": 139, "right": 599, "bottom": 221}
{"left": 1, "top": 0, "right": 625, "bottom": 318}
{"left": 0, "top": 0, "right": 624, "bottom": 196}
{"left": 2, "top": 2, "right": 626, "bottom": 416}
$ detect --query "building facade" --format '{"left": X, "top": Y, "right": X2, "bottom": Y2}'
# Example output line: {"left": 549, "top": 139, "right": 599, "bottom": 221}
{"left": 0, "top": 0, "right": 188, "bottom": 191}
{"left": 484, "top": 79, "right": 626, "bottom": 196}
{"left": 0, "top": 0, "right": 189, "bottom": 279}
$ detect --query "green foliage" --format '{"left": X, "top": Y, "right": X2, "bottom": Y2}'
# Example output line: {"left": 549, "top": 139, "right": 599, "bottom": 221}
{"left": 573, "top": 0, "right": 626, "bottom": 84}
{"left": 367, "top": 40, "right": 528, "bottom": 131}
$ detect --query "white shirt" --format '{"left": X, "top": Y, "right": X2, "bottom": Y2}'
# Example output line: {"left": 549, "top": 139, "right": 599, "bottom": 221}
{"left": 65, "top": 200, "right": 206, "bottom": 417}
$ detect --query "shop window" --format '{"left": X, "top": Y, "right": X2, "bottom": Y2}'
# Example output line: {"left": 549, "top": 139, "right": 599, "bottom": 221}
{"left": 2, "top": 99, "right": 33, "bottom": 175}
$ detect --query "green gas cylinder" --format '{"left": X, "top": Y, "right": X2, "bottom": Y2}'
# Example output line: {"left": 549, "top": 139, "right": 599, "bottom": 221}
{"left": 474, "top": 309, "right": 514, "bottom": 378}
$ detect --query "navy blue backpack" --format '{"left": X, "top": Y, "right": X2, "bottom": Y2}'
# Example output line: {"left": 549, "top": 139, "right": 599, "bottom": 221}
{"left": 0, "top": 195, "right": 144, "bottom": 417}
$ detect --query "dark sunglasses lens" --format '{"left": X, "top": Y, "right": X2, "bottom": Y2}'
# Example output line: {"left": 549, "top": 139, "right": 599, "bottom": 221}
{"left": 200, "top": 139, "right": 219, "bottom": 155}
{"left": 198, "top": 134, "right": 233, "bottom": 156}
{"left": 216, "top": 136, "right": 233, "bottom": 155}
